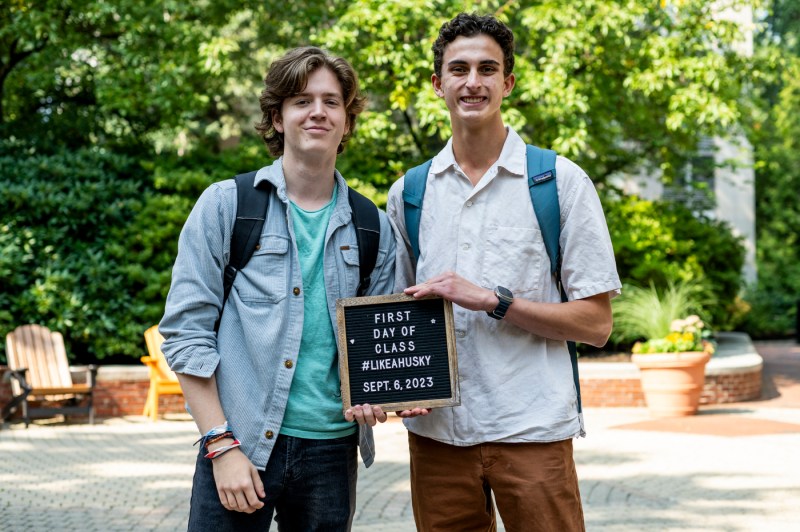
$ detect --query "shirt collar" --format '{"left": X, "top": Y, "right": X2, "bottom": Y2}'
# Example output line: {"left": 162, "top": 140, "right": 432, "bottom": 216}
{"left": 255, "top": 157, "right": 286, "bottom": 194}
{"left": 254, "top": 157, "right": 346, "bottom": 202}
{"left": 429, "top": 126, "right": 527, "bottom": 178}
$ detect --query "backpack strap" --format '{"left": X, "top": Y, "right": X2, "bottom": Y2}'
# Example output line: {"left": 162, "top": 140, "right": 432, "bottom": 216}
{"left": 347, "top": 187, "right": 381, "bottom": 296}
{"left": 526, "top": 145, "right": 560, "bottom": 277}
{"left": 215, "top": 171, "right": 270, "bottom": 333}
{"left": 526, "top": 145, "right": 582, "bottom": 416}
{"left": 402, "top": 159, "right": 433, "bottom": 261}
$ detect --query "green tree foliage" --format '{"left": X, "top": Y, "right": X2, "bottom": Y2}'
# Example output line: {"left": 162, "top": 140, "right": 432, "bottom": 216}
{"left": 319, "top": 0, "right": 756, "bottom": 186}
{"left": 0, "top": 1, "right": 294, "bottom": 151}
{"left": 0, "top": 0, "right": 761, "bottom": 360}
{"left": 740, "top": 0, "right": 800, "bottom": 337}
{"left": 744, "top": 76, "right": 800, "bottom": 336}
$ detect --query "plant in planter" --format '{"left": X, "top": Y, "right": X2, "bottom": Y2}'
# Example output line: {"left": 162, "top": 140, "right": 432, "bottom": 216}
{"left": 611, "top": 281, "right": 712, "bottom": 346}
{"left": 631, "top": 316, "right": 715, "bottom": 418}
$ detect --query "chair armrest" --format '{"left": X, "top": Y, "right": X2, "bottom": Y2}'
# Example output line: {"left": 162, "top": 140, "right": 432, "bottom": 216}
{"left": 7, "top": 367, "right": 32, "bottom": 392}
{"left": 140, "top": 356, "right": 159, "bottom": 368}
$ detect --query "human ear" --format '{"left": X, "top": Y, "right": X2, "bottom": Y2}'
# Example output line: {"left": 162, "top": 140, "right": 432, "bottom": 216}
{"left": 503, "top": 73, "right": 516, "bottom": 97}
{"left": 272, "top": 108, "right": 284, "bottom": 133}
{"left": 432, "top": 74, "right": 444, "bottom": 98}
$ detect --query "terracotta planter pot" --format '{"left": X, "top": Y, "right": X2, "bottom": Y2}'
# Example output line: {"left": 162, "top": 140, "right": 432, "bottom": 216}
{"left": 631, "top": 351, "right": 712, "bottom": 418}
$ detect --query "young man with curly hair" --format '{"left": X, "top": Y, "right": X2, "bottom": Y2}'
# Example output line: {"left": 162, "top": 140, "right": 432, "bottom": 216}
{"left": 160, "top": 46, "right": 395, "bottom": 531}
{"left": 387, "top": 13, "right": 621, "bottom": 531}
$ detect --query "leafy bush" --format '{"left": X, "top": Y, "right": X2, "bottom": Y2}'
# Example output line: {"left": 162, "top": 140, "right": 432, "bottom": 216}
{"left": 0, "top": 137, "right": 273, "bottom": 364}
{"left": 604, "top": 194, "right": 745, "bottom": 331}
{"left": 738, "top": 284, "right": 797, "bottom": 339}
{"left": 0, "top": 140, "right": 146, "bottom": 363}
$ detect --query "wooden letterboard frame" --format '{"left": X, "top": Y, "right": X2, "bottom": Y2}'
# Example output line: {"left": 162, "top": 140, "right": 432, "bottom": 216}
{"left": 336, "top": 293, "right": 460, "bottom": 412}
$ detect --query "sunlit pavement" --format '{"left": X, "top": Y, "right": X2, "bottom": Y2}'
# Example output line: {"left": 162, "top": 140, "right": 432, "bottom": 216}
{"left": 3, "top": 340, "right": 800, "bottom": 531}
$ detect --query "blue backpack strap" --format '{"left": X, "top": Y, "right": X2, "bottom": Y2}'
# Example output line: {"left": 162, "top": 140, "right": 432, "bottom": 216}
{"left": 526, "top": 145, "right": 560, "bottom": 277}
{"left": 527, "top": 145, "right": 583, "bottom": 417}
{"left": 402, "top": 159, "right": 433, "bottom": 261}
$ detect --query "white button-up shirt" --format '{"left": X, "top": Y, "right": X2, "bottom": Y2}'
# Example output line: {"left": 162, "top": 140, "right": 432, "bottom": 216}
{"left": 386, "top": 127, "right": 621, "bottom": 444}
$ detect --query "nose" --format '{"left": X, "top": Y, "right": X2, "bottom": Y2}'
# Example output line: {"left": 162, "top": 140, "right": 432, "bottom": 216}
{"left": 310, "top": 99, "right": 326, "bottom": 119}
{"left": 465, "top": 69, "right": 481, "bottom": 89}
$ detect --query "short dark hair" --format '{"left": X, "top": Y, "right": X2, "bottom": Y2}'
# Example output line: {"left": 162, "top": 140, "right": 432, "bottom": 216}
{"left": 255, "top": 46, "right": 367, "bottom": 156}
{"left": 432, "top": 13, "right": 515, "bottom": 78}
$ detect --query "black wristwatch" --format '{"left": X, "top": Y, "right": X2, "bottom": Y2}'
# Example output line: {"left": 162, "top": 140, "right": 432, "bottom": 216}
{"left": 487, "top": 286, "right": 513, "bottom": 320}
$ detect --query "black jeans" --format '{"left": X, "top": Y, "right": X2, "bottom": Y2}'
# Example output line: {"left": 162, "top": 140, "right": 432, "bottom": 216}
{"left": 187, "top": 433, "right": 358, "bottom": 531}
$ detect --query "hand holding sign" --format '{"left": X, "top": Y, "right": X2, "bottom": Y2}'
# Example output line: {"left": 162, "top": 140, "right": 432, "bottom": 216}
{"left": 344, "top": 403, "right": 388, "bottom": 426}
{"left": 395, "top": 407, "right": 431, "bottom": 418}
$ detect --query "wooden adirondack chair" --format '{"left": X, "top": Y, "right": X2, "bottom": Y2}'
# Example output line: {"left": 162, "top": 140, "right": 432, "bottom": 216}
{"left": 3, "top": 324, "right": 96, "bottom": 426}
{"left": 141, "top": 325, "right": 183, "bottom": 421}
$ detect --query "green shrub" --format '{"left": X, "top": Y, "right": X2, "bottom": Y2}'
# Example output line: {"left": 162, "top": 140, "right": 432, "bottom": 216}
{"left": 740, "top": 213, "right": 800, "bottom": 339}
{"left": 739, "top": 284, "right": 797, "bottom": 339}
{"left": 604, "top": 194, "right": 745, "bottom": 331}
{"left": 0, "top": 137, "right": 273, "bottom": 364}
{"left": 0, "top": 140, "right": 146, "bottom": 363}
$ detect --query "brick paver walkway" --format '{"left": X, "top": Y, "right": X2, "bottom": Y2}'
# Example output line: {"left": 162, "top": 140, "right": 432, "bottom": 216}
{"left": 2, "top": 340, "right": 799, "bottom": 531}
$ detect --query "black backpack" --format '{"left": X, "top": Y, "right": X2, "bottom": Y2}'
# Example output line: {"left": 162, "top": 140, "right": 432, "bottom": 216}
{"left": 214, "top": 171, "right": 381, "bottom": 332}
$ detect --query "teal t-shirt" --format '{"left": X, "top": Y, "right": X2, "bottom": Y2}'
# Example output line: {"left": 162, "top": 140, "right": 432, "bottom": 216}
{"left": 281, "top": 186, "right": 356, "bottom": 439}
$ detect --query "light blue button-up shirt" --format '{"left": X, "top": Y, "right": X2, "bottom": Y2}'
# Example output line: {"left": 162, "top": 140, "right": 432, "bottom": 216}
{"left": 160, "top": 158, "right": 395, "bottom": 468}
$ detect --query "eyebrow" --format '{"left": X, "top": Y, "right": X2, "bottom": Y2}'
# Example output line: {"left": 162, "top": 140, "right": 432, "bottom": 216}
{"left": 447, "top": 59, "right": 501, "bottom": 68}
{"left": 292, "top": 91, "right": 343, "bottom": 100}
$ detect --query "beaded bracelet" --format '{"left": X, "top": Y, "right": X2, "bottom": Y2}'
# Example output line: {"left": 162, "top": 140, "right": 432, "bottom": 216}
{"left": 204, "top": 439, "right": 242, "bottom": 459}
{"left": 204, "top": 431, "right": 234, "bottom": 449}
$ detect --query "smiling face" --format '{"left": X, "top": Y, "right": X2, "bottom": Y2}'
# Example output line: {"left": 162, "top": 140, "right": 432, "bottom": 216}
{"left": 432, "top": 34, "right": 515, "bottom": 132}
{"left": 273, "top": 66, "right": 349, "bottom": 161}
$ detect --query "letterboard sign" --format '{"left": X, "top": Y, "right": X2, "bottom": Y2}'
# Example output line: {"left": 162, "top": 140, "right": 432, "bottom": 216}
{"left": 336, "top": 293, "right": 460, "bottom": 412}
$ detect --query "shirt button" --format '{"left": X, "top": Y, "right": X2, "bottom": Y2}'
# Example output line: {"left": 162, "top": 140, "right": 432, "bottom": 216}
{"left": 255, "top": 244, "right": 261, "bottom": 250}
{"left": 284, "top": 360, "right": 294, "bottom": 369}
{"left": 456, "top": 330, "right": 466, "bottom": 338}
{"left": 265, "top": 430, "right": 274, "bottom": 439}
{"left": 461, "top": 243, "right": 470, "bottom": 251}
{"left": 466, "top": 200, "right": 473, "bottom": 207}
{"left": 293, "top": 287, "right": 301, "bottom": 296}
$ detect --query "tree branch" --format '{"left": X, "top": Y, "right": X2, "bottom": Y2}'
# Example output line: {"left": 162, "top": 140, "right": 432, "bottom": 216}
{"left": 402, "top": 108, "right": 425, "bottom": 156}
{"left": 0, "top": 36, "right": 50, "bottom": 124}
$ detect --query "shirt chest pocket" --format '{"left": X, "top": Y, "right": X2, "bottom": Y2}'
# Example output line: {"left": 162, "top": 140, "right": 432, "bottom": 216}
{"left": 339, "top": 246, "right": 360, "bottom": 294}
{"left": 233, "top": 235, "right": 290, "bottom": 304}
{"left": 481, "top": 226, "right": 545, "bottom": 295}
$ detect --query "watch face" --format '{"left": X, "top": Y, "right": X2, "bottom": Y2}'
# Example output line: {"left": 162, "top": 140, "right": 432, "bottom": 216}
{"left": 496, "top": 286, "right": 513, "bottom": 301}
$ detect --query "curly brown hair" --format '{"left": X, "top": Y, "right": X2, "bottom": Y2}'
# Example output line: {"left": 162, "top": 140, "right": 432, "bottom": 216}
{"left": 255, "top": 47, "right": 367, "bottom": 156}
{"left": 432, "top": 13, "right": 515, "bottom": 78}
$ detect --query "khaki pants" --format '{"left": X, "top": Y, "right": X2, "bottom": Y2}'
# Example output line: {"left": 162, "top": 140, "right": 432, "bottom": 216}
{"left": 408, "top": 432, "right": 585, "bottom": 532}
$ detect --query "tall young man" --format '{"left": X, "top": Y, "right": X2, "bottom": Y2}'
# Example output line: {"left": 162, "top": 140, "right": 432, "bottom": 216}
{"left": 160, "top": 47, "right": 394, "bottom": 531}
{"left": 387, "top": 13, "right": 621, "bottom": 531}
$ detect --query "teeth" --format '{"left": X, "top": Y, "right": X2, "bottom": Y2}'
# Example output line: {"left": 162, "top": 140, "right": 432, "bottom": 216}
{"left": 462, "top": 97, "right": 483, "bottom": 103}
